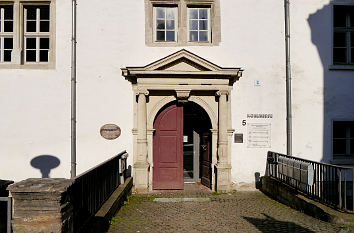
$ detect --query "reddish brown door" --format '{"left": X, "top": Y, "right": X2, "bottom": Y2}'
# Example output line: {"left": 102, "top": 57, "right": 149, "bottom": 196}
{"left": 153, "top": 104, "right": 184, "bottom": 189}
{"left": 200, "top": 132, "right": 212, "bottom": 188}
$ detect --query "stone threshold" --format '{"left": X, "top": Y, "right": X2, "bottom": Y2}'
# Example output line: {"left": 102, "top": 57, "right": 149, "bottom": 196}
{"left": 153, "top": 197, "right": 211, "bottom": 202}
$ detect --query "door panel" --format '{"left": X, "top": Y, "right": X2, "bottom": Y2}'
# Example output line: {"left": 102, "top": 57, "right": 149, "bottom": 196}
{"left": 200, "top": 132, "right": 212, "bottom": 188}
{"left": 153, "top": 104, "right": 184, "bottom": 189}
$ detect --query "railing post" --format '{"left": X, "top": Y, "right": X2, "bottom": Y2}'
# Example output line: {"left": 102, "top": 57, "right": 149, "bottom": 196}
{"left": 7, "top": 197, "right": 12, "bottom": 233}
{"left": 352, "top": 168, "right": 354, "bottom": 211}
{"left": 344, "top": 169, "right": 347, "bottom": 210}
{"left": 339, "top": 169, "right": 342, "bottom": 209}
{"left": 118, "top": 157, "right": 123, "bottom": 185}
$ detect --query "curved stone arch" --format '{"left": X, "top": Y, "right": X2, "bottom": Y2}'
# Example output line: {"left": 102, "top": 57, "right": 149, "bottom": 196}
{"left": 189, "top": 96, "right": 217, "bottom": 129}
{"left": 148, "top": 96, "right": 176, "bottom": 129}
{"left": 148, "top": 95, "right": 217, "bottom": 130}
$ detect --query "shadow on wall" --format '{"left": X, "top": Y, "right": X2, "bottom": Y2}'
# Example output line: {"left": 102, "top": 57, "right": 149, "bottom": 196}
{"left": 30, "top": 155, "right": 60, "bottom": 178}
{"left": 243, "top": 213, "right": 315, "bottom": 233}
{"left": 308, "top": 2, "right": 354, "bottom": 163}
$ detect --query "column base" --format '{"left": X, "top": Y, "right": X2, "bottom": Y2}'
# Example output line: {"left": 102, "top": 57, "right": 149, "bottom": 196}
{"left": 215, "top": 163, "right": 232, "bottom": 192}
{"left": 133, "top": 162, "right": 150, "bottom": 192}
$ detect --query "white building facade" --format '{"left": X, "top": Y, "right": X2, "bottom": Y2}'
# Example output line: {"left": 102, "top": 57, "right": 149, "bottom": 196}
{"left": 0, "top": 0, "right": 353, "bottom": 191}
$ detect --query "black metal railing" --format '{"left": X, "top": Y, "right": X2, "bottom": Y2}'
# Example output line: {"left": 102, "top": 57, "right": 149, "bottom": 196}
{"left": 70, "top": 151, "right": 129, "bottom": 232}
{"left": 267, "top": 151, "right": 354, "bottom": 213}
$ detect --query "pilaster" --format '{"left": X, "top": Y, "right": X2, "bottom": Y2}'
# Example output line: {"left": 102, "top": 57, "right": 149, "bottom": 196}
{"left": 215, "top": 90, "right": 232, "bottom": 192}
{"left": 134, "top": 88, "right": 150, "bottom": 191}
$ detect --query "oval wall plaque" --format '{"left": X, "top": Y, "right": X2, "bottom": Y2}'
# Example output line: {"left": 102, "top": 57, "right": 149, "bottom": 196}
{"left": 100, "top": 124, "right": 121, "bottom": 140}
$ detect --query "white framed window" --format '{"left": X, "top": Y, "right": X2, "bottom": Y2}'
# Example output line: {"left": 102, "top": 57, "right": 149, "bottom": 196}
{"left": 24, "top": 5, "right": 50, "bottom": 63}
{"left": 333, "top": 5, "right": 354, "bottom": 65}
{"left": 0, "top": 1, "right": 54, "bottom": 68}
{"left": 188, "top": 7, "right": 210, "bottom": 42}
{"left": 154, "top": 6, "right": 177, "bottom": 42}
{"left": 0, "top": 5, "right": 14, "bottom": 63}
{"left": 145, "top": 0, "right": 220, "bottom": 47}
{"left": 333, "top": 121, "right": 354, "bottom": 159}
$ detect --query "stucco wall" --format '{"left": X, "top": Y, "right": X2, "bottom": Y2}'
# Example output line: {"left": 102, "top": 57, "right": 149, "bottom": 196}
{"left": 0, "top": 0, "right": 353, "bottom": 187}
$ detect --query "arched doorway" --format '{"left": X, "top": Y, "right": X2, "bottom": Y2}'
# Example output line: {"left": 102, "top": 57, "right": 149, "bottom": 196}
{"left": 122, "top": 49, "right": 243, "bottom": 192}
{"left": 153, "top": 101, "right": 212, "bottom": 190}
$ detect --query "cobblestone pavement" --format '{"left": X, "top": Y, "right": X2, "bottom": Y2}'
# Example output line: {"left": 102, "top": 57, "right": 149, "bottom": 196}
{"left": 108, "top": 185, "right": 342, "bottom": 233}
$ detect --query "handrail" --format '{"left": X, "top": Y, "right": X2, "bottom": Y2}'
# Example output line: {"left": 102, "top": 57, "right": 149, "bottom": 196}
{"left": 70, "top": 151, "right": 129, "bottom": 232}
{"left": 267, "top": 151, "right": 354, "bottom": 213}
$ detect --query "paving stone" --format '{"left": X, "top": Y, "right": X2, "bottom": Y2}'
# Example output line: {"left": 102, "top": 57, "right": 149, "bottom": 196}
{"left": 108, "top": 187, "right": 343, "bottom": 233}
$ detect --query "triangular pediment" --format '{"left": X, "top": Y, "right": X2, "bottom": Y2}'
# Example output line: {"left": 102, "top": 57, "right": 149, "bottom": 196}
{"left": 144, "top": 49, "right": 220, "bottom": 71}
{"left": 121, "top": 49, "right": 243, "bottom": 83}
{"left": 156, "top": 58, "right": 209, "bottom": 72}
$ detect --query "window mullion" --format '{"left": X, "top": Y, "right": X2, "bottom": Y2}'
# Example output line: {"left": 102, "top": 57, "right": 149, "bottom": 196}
{"left": 36, "top": 36, "right": 39, "bottom": 62}
{"left": 36, "top": 8, "right": 40, "bottom": 33}
{"left": 164, "top": 9, "right": 167, "bottom": 41}
{"left": 0, "top": 37, "right": 3, "bottom": 62}
{"left": 1, "top": 8, "right": 4, "bottom": 33}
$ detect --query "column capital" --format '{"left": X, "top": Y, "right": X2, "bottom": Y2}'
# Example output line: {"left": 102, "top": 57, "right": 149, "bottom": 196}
{"left": 216, "top": 90, "right": 230, "bottom": 97}
{"left": 136, "top": 88, "right": 149, "bottom": 96}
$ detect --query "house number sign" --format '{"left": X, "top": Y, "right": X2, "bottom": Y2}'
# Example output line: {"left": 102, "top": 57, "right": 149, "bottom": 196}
{"left": 100, "top": 124, "right": 121, "bottom": 140}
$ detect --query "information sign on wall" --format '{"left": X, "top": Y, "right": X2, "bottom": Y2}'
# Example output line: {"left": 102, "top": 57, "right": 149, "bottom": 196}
{"left": 247, "top": 123, "right": 271, "bottom": 148}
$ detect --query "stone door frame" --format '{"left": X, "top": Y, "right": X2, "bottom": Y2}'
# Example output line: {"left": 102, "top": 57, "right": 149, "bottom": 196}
{"left": 122, "top": 49, "right": 243, "bottom": 192}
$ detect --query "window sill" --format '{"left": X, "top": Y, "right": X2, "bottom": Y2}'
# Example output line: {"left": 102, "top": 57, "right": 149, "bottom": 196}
{"left": 328, "top": 65, "right": 354, "bottom": 71}
{"left": 0, "top": 63, "right": 55, "bottom": 69}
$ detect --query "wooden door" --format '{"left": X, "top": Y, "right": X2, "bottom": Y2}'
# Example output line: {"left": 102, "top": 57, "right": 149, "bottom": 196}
{"left": 200, "top": 132, "right": 212, "bottom": 188}
{"left": 153, "top": 104, "right": 184, "bottom": 189}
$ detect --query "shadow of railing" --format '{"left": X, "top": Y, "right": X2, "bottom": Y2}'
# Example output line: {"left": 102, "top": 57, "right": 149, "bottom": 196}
{"left": 243, "top": 213, "right": 315, "bottom": 233}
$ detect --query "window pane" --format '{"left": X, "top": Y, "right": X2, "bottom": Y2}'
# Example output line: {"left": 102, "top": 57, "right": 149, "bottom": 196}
{"left": 4, "top": 38, "right": 13, "bottom": 49}
{"left": 199, "top": 20, "right": 208, "bottom": 30}
{"left": 189, "top": 9, "right": 198, "bottom": 19}
{"left": 166, "top": 31, "right": 175, "bottom": 41}
{"left": 40, "top": 6, "right": 50, "bottom": 20}
{"left": 166, "top": 20, "right": 175, "bottom": 30}
{"left": 4, "top": 21, "right": 13, "bottom": 32}
{"left": 190, "top": 31, "right": 198, "bottom": 41}
{"left": 4, "top": 6, "right": 13, "bottom": 20}
{"left": 199, "top": 31, "right": 208, "bottom": 41}
{"left": 26, "top": 7, "right": 37, "bottom": 20}
{"left": 190, "top": 20, "right": 198, "bottom": 30}
{"left": 351, "top": 49, "right": 354, "bottom": 64}
{"left": 156, "top": 8, "right": 165, "bottom": 19}
{"left": 40, "top": 50, "right": 48, "bottom": 62}
{"left": 26, "top": 38, "right": 36, "bottom": 49}
{"left": 4, "top": 50, "right": 11, "bottom": 62}
{"left": 166, "top": 8, "right": 174, "bottom": 19}
{"left": 26, "top": 50, "right": 36, "bottom": 62}
{"left": 351, "top": 32, "right": 354, "bottom": 47}
{"left": 26, "top": 21, "right": 36, "bottom": 32}
{"left": 40, "top": 38, "right": 49, "bottom": 49}
{"left": 333, "top": 48, "right": 347, "bottom": 64}
{"left": 334, "top": 6, "right": 347, "bottom": 27}
{"left": 350, "top": 7, "right": 354, "bottom": 27}
{"left": 199, "top": 9, "right": 208, "bottom": 19}
{"left": 156, "top": 20, "right": 165, "bottom": 29}
{"left": 349, "top": 122, "right": 354, "bottom": 137}
{"left": 334, "top": 32, "right": 346, "bottom": 47}
{"left": 333, "top": 121, "right": 348, "bottom": 138}
{"left": 351, "top": 139, "right": 354, "bottom": 154}
{"left": 156, "top": 31, "right": 165, "bottom": 41}
{"left": 40, "top": 21, "right": 50, "bottom": 32}
{"left": 333, "top": 139, "right": 347, "bottom": 154}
